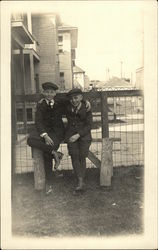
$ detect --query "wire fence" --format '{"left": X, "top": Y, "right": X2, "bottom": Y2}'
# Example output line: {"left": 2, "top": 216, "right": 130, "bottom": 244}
{"left": 13, "top": 90, "right": 144, "bottom": 174}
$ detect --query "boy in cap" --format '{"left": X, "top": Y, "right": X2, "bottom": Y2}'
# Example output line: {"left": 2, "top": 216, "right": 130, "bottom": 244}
{"left": 28, "top": 83, "right": 91, "bottom": 194}
{"left": 28, "top": 82, "right": 65, "bottom": 194}
{"left": 65, "top": 88, "right": 92, "bottom": 192}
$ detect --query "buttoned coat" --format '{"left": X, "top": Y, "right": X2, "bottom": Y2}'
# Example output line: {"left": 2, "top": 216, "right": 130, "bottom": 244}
{"left": 35, "top": 99, "right": 65, "bottom": 142}
{"left": 65, "top": 102, "right": 92, "bottom": 142}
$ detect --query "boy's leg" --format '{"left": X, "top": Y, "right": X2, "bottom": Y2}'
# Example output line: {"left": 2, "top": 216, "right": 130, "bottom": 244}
{"left": 79, "top": 140, "right": 91, "bottom": 182}
{"left": 43, "top": 152, "right": 53, "bottom": 194}
{"left": 79, "top": 158, "right": 86, "bottom": 179}
{"left": 28, "top": 136, "right": 62, "bottom": 169}
{"left": 43, "top": 152, "right": 53, "bottom": 182}
{"left": 71, "top": 155, "right": 81, "bottom": 178}
{"left": 29, "top": 135, "right": 63, "bottom": 193}
{"left": 68, "top": 141, "right": 87, "bottom": 191}
{"left": 27, "top": 136, "right": 53, "bottom": 153}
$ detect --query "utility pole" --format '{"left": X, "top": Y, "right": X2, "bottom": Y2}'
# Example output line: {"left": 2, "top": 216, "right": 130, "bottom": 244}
{"left": 120, "top": 61, "right": 123, "bottom": 79}
{"left": 108, "top": 68, "right": 110, "bottom": 80}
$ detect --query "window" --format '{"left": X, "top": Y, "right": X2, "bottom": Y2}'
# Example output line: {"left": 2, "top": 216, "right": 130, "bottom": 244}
{"left": 16, "top": 108, "right": 33, "bottom": 122}
{"left": 26, "top": 108, "right": 33, "bottom": 121}
{"left": 60, "top": 72, "right": 64, "bottom": 77}
{"left": 58, "top": 44, "right": 63, "bottom": 53}
{"left": 58, "top": 36, "right": 63, "bottom": 42}
{"left": 16, "top": 109, "right": 23, "bottom": 122}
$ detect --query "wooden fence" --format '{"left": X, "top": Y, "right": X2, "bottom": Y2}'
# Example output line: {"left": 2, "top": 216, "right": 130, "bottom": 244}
{"left": 12, "top": 89, "right": 143, "bottom": 188}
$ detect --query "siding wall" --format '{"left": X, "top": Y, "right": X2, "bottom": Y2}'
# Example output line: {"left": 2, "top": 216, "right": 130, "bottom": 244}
{"left": 59, "top": 32, "right": 73, "bottom": 89}
{"left": 32, "top": 14, "right": 60, "bottom": 90}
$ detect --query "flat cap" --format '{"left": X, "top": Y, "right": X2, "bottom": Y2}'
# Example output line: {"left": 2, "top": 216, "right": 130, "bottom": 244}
{"left": 42, "top": 82, "right": 58, "bottom": 90}
{"left": 67, "top": 88, "right": 83, "bottom": 97}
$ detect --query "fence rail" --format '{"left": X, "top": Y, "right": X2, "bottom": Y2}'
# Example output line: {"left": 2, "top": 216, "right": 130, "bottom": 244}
{"left": 12, "top": 90, "right": 144, "bottom": 174}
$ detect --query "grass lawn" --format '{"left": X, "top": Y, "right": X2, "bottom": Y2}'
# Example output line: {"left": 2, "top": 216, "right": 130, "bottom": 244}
{"left": 12, "top": 166, "right": 144, "bottom": 237}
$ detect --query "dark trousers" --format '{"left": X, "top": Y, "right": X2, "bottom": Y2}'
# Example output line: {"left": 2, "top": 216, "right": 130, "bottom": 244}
{"left": 27, "top": 136, "right": 60, "bottom": 183}
{"left": 71, "top": 155, "right": 86, "bottom": 179}
{"left": 68, "top": 139, "right": 91, "bottom": 179}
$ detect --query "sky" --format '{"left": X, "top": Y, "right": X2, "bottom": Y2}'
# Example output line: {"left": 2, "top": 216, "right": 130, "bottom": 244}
{"left": 7, "top": 1, "right": 144, "bottom": 81}
{"left": 53, "top": 1, "right": 144, "bottom": 82}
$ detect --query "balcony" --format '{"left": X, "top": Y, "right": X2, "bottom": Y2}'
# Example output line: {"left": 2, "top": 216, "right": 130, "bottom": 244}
{"left": 11, "top": 21, "right": 34, "bottom": 49}
{"left": 11, "top": 13, "right": 40, "bottom": 60}
{"left": 24, "top": 39, "right": 40, "bottom": 61}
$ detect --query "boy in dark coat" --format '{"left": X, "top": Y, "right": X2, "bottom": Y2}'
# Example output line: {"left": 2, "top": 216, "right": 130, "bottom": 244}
{"left": 28, "top": 82, "right": 65, "bottom": 194}
{"left": 65, "top": 88, "right": 92, "bottom": 191}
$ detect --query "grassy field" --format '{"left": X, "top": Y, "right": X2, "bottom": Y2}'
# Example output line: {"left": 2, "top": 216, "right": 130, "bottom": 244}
{"left": 12, "top": 166, "right": 144, "bottom": 237}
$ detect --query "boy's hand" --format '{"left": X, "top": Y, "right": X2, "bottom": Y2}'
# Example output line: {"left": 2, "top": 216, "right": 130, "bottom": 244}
{"left": 44, "top": 134, "right": 54, "bottom": 146}
{"left": 85, "top": 100, "right": 91, "bottom": 112}
{"left": 69, "top": 134, "right": 80, "bottom": 143}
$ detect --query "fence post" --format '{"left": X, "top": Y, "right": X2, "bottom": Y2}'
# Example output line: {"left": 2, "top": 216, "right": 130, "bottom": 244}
{"left": 100, "top": 91, "right": 113, "bottom": 186}
{"left": 32, "top": 148, "right": 46, "bottom": 190}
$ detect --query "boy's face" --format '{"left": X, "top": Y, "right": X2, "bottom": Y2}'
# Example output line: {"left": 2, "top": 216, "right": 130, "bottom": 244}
{"left": 43, "top": 89, "right": 56, "bottom": 101}
{"left": 70, "top": 94, "right": 83, "bottom": 107}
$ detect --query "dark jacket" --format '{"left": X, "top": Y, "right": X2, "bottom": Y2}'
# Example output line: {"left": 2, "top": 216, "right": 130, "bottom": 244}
{"left": 65, "top": 102, "right": 92, "bottom": 142}
{"left": 33, "top": 98, "right": 65, "bottom": 142}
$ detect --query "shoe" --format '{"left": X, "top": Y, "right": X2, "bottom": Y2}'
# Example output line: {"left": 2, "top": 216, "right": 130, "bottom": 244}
{"left": 52, "top": 150, "right": 60, "bottom": 170}
{"left": 45, "top": 185, "right": 53, "bottom": 195}
{"left": 54, "top": 152, "right": 64, "bottom": 170}
{"left": 57, "top": 151, "right": 64, "bottom": 160}
{"left": 54, "top": 170, "right": 64, "bottom": 178}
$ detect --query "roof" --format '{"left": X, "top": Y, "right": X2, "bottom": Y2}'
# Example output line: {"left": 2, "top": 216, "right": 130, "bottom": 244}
{"left": 73, "top": 65, "right": 85, "bottom": 74}
{"left": 58, "top": 23, "right": 77, "bottom": 31}
{"left": 58, "top": 24, "right": 78, "bottom": 49}
{"left": 104, "top": 77, "right": 132, "bottom": 87}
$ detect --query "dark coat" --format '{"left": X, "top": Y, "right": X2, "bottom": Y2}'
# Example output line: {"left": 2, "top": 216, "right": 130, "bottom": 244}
{"left": 34, "top": 98, "right": 65, "bottom": 142}
{"left": 65, "top": 102, "right": 92, "bottom": 142}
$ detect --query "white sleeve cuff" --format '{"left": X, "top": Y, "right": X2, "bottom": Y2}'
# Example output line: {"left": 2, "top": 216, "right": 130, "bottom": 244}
{"left": 40, "top": 132, "right": 48, "bottom": 137}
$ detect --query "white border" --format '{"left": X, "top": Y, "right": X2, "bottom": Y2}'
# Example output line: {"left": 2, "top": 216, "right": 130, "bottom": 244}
{"left": 1, "top": 1, "right": 157, "bottom": 249}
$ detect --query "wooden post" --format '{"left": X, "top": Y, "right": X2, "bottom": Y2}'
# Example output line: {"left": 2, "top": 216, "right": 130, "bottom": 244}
{"left": 100, "top": 92, "right": 113, "bottom": 186}
{"left": 35, "top": 74, "right": 40, "bottom": 93}
{"left": 32, "top": 148, "right": 46, "bottom": 190}
{"left": 29, "top": 53, "right": 35, "bottom": 93}
{"left": 100, "top": 138, "right": 113, "bottom": 186}
{"left": 20, "top": 49, "right": 27, "bottom": 132}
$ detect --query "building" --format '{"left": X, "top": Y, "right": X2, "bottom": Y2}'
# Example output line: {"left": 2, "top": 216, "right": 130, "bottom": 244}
{"left": 103, "top": 77, "right": 133, "bottom": 89}
{"left": 32, "top": 13, "right": 62, "bottom": 90}
{"left": 73, "top": 65, "right": 85, "bottom": 89}
{"left": 84, "top": 75, "right": 91, "bottom": 90}
{"left": 11, "top": 12, "right": 64, "bottom": 125}
{"left": 11, "top": 12, "right": 39, "bottom": 95}
{"left": 58, "top": 24, "right": 78, "bottom": 90}
{"left": 11, "top": 13, "right": 80, "bottom": 128}
{"left": 136, "top": 67, "right": 144, "bottom": 90}
{"left": 11, "top": 12, "right": 40, "bottom": 128}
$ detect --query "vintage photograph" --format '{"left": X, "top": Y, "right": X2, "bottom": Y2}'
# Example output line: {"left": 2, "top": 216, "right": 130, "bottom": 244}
{"left": 1, "top": 0, "right": 157, "bottom": 249}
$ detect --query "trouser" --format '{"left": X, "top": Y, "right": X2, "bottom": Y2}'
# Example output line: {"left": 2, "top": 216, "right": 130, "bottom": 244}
{"left": 27, "top": 135, "right": 60, "bottom": 183}
{"left": 67, "top": 139, "right": 91, "bottom": 179}
{"left": 71, "top": 155, "right": 86, "bottom": 179}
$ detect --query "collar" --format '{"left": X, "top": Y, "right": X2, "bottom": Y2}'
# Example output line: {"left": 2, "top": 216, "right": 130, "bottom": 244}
{"left": 45, "top": 98, "right": 55, "bottom": 105}
{"left": 71, "top": 102, "right": 82, "bottom": 114}
{"left": 44, "top": 98, "right": 55, "bottom": 109}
